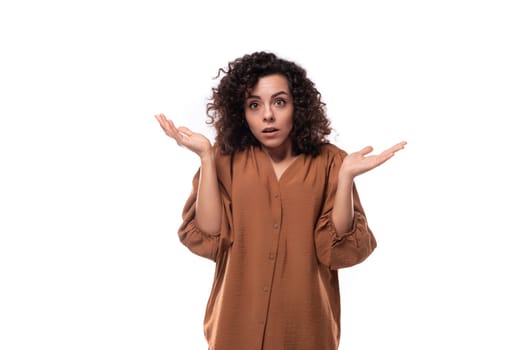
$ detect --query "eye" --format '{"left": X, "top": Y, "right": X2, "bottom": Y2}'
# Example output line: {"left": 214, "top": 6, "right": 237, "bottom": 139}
{"left": 248, "top": 102, "right": 259, "bottom": 109}
{"left": 275, "top": 98, "right": 286, "bottom": 106}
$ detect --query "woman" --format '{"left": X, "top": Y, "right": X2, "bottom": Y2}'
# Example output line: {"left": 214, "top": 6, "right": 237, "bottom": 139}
{"left": 155, "top": 51, "right": 406, "bottom": 350}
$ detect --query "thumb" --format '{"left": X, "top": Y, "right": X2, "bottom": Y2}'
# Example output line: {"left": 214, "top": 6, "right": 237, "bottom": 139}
{"left": 358, "top": 145, "right": 373, "bottom": 156}
{"left": 177, "top": 126, "right": 193, "bottom": 137}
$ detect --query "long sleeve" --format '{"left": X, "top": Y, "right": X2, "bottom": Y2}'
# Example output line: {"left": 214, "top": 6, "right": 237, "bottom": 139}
{"left": 178, "top": 147, "right": 233, "bottom": 262}
{"left": 314, "top": 150, "right": 377, "bottom": 270}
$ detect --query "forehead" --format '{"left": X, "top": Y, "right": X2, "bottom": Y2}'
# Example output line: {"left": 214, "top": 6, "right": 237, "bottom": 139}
{"left": 249, "top": 74, "right": 290, "bottom": 95}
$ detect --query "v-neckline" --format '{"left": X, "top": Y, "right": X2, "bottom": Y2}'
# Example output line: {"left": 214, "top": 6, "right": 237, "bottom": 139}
{"left": 261, "top": 149, "right": 301, "bottom": 183}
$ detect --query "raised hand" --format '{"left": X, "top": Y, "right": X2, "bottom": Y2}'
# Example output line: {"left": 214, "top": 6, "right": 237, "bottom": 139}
{"left": 155, "top": 113, "right": 212, "bottom": 158}
{"left": 341, "top": 141, "right": 407, "bottom": 178}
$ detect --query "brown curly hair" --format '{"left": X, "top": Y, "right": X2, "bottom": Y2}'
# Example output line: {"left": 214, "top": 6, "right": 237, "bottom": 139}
{"left": 206, "top": 51, "right": 332, "bottom": 156}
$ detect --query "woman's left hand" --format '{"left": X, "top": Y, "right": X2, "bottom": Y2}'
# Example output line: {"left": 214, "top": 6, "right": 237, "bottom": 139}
{"left": 341, "top": 141, "right": 407, "bottom": 178}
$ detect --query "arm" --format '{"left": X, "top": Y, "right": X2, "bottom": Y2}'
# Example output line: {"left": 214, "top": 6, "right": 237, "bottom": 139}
{"left": 315, "top": 142, "right": 406, "bottom": 269}
{"left": 196, "top": 150, "right": 221, "bottom": 234}
{"left": 331, "top": 142, "right": 406, "bottom": 235}
{"left": 178, "top": 164, "right": 230, "bottom": 261}
{"left": 314, "top": 151, "right": 376, "bottom": 269}
{"left": 331, "top": 173, "right": 355, "bottom": 235}
{"left": 155, "top": 113, "right": 221, "bottom": 234}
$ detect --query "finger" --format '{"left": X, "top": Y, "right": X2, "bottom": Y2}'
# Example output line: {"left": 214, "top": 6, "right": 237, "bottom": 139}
{"left": 377, "top": 152, "right": 395, "bottom": 165}
{"left": 156, "top": 114, "right": 177, "bottom": 130}
{"left": 155, "top": 113, "right": 171, "bottom": 128}
{"left": 155, "top": 115, "right": 170, "bottom": 133}
{"left": 391, "top": 141, "right": 407, "bottom": 151}
{"left": 167, "top": 119, "right": 177, "bottom": 131}
{"left": 381, "top": 141, "right": 407, "bottom": 156}
{"left": 167, "top": 121, "right": 187, "bottom": 144}
{"left": 154, "top": 114, "right": 164, "bottom": 125}
{"left": 376, "top": 142, "right": 407, "bottom": 165}
{"left": 357, "top": 146, "right": 374, "bottom": 156}
{"left": 166, "top": 121, "right": 185, "bottom": 145}
{"left": 155, "top": 113, "right": 168, "bottom": 124}
{"left": 155, "top": 115, "right": 182, "bottom": 144}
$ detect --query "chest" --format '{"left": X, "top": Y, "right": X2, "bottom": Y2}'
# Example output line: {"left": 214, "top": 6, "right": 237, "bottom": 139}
{"left": 230, "top": 153, "right": 327, "bottom": 218}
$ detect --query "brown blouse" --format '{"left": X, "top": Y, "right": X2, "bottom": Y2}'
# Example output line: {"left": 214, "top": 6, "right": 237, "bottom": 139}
{"left": 178, "top": 143, "right": 376, "bottom": 350}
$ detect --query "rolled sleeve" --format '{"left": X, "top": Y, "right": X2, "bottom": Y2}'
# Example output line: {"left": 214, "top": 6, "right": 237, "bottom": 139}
{"left": 178, "top": 148, "right": 233, "bottom": 262}
{"left": 314, "top": 148, "right": 377, "bottom": 270}
{"left": 178, "top": 170, "right": 221, "bottom": 261}
{"left": 315, "top": 208, "right": 376, "bottom": 270}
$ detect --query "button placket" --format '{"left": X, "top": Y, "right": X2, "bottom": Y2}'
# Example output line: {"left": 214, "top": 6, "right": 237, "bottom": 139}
{"left": 258, "top": 182, "right": 282, "bottom": 340}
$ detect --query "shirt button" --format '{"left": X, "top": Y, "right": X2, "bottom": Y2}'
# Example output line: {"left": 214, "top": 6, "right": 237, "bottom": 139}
{"left": 273, "top": 224, "right": 279, "bottom": 229}
{"left": 268, "top": 253, "right": 275, "bottom": 260}
{"left": 263, "top": 286, "right": 269, "bottom": 292}
{"left": 274, "top": 193, "right": 280, "bottom": 198}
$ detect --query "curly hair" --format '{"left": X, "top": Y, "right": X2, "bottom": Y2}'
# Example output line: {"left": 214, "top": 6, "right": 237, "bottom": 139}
{"left": 206, "top": 51, "right": 332, "bottom": 156}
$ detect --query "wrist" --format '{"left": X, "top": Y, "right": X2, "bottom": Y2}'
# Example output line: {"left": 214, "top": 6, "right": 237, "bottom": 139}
{"left": 338, "top": 168, "right": 355, "bottom": 184}
{"left": 199, "top": 148, "right": 215, "bottom": 163}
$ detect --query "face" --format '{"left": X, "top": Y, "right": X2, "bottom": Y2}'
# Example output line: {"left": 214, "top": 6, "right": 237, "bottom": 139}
{"left": 244, "top": 74, "right": 294, "bottom": 156}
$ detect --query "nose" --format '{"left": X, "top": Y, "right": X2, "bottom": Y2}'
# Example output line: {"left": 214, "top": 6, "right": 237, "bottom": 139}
{"left": 263, "top": 105, "right": 275, "bottom": 122}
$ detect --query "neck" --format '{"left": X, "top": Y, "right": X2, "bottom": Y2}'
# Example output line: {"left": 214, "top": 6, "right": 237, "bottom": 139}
{"left": 263, "top": 144, "right": 293, "bottom": 163}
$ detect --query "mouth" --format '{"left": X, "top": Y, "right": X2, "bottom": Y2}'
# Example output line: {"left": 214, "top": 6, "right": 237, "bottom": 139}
{"left": 262, "top": 127, "right": 279, "bottom": 133}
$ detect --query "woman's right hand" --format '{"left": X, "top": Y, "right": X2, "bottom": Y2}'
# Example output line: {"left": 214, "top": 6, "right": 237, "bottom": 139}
{"left": 155, "top": 113, "right": 212, "bottom": 158}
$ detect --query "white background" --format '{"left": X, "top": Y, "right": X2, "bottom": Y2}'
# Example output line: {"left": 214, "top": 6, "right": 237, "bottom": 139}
{"left": 1, "top": 0, "right": 524, "bottom": 349}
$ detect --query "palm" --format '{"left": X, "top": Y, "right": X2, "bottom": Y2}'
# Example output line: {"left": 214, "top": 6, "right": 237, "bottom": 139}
{"left": 155, "top": 113, "right": 212, "bottom": 157}
{"left": 342, "top": 142, "right": 406, "bottom": 178}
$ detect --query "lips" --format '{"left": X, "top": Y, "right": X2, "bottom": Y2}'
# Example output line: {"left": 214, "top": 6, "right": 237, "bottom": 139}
{"left": 262, "top": 127, "right": 279, "bottom": 133}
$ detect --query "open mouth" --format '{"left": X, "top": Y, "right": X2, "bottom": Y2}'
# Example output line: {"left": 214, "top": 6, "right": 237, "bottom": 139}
{"left": 262, "top": 127, "right": 279, "bottom": 133}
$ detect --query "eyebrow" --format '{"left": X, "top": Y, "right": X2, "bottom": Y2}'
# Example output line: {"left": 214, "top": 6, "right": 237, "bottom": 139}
{"left": 246, "top": 91, "right": 290, "bottom": 99}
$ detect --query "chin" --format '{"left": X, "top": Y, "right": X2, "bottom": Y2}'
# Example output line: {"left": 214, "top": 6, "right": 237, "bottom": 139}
{"left": 255, "top": 135, "right": 292, "bottom": 153}
{"left": 259, "top": 140, "right": 283, "bottom": 149}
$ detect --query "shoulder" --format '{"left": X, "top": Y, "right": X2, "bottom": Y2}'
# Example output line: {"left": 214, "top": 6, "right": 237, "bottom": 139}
{"left": 301, "top": 143, "right": 347, "bottom": 176}
{"left": 212, "top": 144, "right": 255, "bottom": 176}
{"left": 213, "top": 143, "right": 254, "bottom": 160}
{"left": 212, "top": 143, "right": 234, "bottom": 181}
{"left": 318, "top": 143, "right": 347, "bottom": 162}
{"left": 213, "top": 143, "right": 231, "bottom": 162}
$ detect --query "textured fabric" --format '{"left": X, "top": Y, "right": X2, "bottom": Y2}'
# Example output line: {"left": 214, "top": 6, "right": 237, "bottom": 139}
{"left": 179, "top": 144, "right": 377, "bottom": 350}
